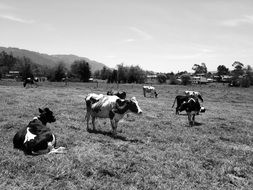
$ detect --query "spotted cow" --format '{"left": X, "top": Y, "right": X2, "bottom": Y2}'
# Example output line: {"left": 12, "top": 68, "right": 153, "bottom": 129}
{"left": 143, "top": 86, "right": 158, "bottom": 98}
{"left": 13, "top": 108, "right": 66, "bottom": 155}
{"left": 85, "top": 93, "right": 142, "bottom": 135}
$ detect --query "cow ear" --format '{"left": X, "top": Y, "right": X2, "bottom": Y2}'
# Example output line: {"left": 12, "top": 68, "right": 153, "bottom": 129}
{"left": 39, "top": 108, "right": 43, "bottom": 113}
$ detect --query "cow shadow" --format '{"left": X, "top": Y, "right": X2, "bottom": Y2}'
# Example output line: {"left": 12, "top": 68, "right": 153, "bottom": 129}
{"left": 87, "top": 128, "right": 143, "bottom": 143}
{"left": 193, "top": 121, "right": 202, "bottom": 126}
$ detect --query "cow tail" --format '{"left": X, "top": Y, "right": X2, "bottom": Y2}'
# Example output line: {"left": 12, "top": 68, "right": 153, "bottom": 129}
{"left": 172, "top": 97, "right": 177, "bottom": 108}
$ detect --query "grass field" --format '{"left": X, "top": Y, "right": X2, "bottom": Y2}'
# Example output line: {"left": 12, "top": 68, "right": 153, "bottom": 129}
{"left": 0, "top": 80, "right": 253, "bottom": 190}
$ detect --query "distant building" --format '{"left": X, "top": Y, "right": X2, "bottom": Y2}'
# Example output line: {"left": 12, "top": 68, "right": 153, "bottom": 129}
{"left": 4, "top": 71, "right": 21, "bottom": 80}
{"left": 146, "top": 74, "right": 158, "bottom": 83}
{"left": 191, "top": 73, "right": 208, "bottom": 84}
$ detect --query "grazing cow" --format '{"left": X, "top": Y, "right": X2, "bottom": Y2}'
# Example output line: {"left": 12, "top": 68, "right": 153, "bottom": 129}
{"left": 143, "top": 86, "right": 158, "bottom": 98}
{"left": 62, "top": 77, "right": 69, "bottom": 86}
{"left": 13, "top": 108, "right": 66, "bottom": 155}
{"left": 107, "top": 90, "right": 126, "bottom": 99}
{"left": 85, "top": 93, "right": 142, "bottom": 135}
{"left": 178, "top": 97, "right": 205, "bottom": 126}
{"left": 23, "top": 77, "right": 39, "bottom": 88}
{"left": 172, "top": 95, "right": 190, "bottom": 114}
{"left": 184, "top": 90, "right": 203, "bottom": 102}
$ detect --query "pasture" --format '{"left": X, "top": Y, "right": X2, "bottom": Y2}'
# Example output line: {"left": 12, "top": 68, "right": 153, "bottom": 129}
{"left": 0, "top": 80, "right": 253, "bottom": 190}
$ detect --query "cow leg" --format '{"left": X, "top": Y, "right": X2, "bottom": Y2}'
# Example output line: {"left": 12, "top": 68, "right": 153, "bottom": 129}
{"left": 188, "top": 113, "right": 193, "bottom": 127}
{"left": 86, "top": 112, "right": 91, "bottom": 131}
{"left": 192, "top": 114, "right": 195, "bottom": 126}
{"left": 92, "top": 116, "right": 96, "bottom": 131}
{"left": 110, "top": 119, "right": 117, "bottom": 135}
{"left": 176, "top": 107, "right": 179, "bottom": 115}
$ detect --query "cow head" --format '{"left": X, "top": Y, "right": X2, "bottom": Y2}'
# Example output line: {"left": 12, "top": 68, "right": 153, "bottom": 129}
{"left": 200, "top": 106, "right": 206, "bottom": 113}
{"left": 38, "top": 108, "right": 56, "bottom": 125}
{"left": 116, "top": 97, "right": 142, "bottom": 115}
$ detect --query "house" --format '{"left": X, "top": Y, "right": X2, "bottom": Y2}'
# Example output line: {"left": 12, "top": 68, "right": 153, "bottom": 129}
{"left": 146, "top": 74, "right": 158, "bottom": 83}
{"left": 191, "top": 74, "right": 208, "bottom": 84}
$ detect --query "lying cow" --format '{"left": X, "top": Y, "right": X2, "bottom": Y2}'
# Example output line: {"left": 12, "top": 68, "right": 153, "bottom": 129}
{"left": 107, "top": 90, "right": 126, "bottom": 99}
{"left": 184, "top": 90, "right": 203, "bottom": 102}
{"left": 13, "top": 108, "right": 66, "bottom": 155}
{"left": 178, "top": 97, "right": 205, "bottom": 127}
{"left": 143, "top": 86, "right": 158, "bottom": 98}
{"left": 23, "top": 77, "right": 39, "bottom": 88}
{"left": 172, "top": 95, "right": 190, "bottom": 114}
{"left": 85, "top": 93, "right": 142, "bottom": 135}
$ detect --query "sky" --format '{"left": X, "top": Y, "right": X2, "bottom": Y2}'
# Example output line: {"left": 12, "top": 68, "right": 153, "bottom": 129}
{"left": 0, "top": 0, "right": 253, "bottom": 73}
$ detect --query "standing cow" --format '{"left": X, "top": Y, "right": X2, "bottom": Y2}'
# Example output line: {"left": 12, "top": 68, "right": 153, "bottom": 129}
{"left": 23, "top": 77, "right": 39, "bottom": 88}
{"left": 85, "top": 93, "right": 142, "bottom": 135}
{"left": 178, "top": 97, "right": 205, "bottom": 126}
{"left": 143, "top": 86, "right": 158, "bottom": 98}
{"left": 13, "top": 108, "right": 66, "bottom": 155}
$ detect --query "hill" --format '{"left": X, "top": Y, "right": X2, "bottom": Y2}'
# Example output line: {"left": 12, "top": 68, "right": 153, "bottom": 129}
{"left": 0, "top": 46, "right": 107, "bottom": 73}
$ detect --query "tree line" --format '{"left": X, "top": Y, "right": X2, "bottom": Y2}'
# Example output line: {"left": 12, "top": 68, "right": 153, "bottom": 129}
{"left": 0, "top": 51, "right": 91, "bottom": 82}
{"left": 1, "top": 50, "right": 252, "bottom": 87}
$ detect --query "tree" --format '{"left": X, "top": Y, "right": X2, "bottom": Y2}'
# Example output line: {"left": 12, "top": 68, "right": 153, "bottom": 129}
{"left": 192, "top": 63, "right": 207, "bottom": 74}
{"left": 232, "top": 61, "right": 244, "bottom": 77}
{"left": 71, "top": 60, "right": 91, "bottom": 82}
{"left": 20, "top": 57, "right": 34, "bottom": 80}
{"left": 157, "top": 74, "right": 167, "bottom": 83}
{"left": 100, "top": 66, "right": 111, "bottom": 80}
{"left": 217, "top": 65, "right": 229, "bottom": 76}
{"left": 181, "top": 74, "right": 191, "bottom": 85}
{"left": 117, "top": 63, "right": 128, "bottom": 83}
{"left": 54, "top": 62, "right": 67, "bottom": 81}
{"left": 127, "top": 65, "right": 146, "bottom": 83}
{"left": 93, "top": 70, "right": 100, "bottom": 79}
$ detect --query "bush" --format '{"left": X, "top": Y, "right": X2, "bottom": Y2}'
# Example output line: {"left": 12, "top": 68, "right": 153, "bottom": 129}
{"left": 169, "top": 75, "right": 178, "bottom": 85}
{"left": 241, "top": 77, "right": 250, "bottom": 87}
{"left": 181, "top": 74, "right": 191, "bottom": 85}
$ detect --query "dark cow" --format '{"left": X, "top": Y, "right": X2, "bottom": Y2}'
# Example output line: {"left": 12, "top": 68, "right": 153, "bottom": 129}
{"left": 23, "top": 77, "right": 39, "bottom": 88}
{"left": 107, "top": 90, "right": 126, "bottom": 99}
{"left": 13, "top": 108, "right": 66, "bottom": 155}
{"left": 172, "top": 95, "right": 190, "bottom": 114}
{"left": 85, "top": 93, "right": 142, "bottom": 135}
{"left": 143, "top": 86, "right": 158, "bottom": 98}
{"left": 178, "top": 97, "right": 205, "bottom": 126}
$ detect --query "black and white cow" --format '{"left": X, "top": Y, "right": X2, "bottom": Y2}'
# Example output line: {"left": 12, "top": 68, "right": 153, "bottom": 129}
{"left": 85, "top": 93, "right": 142, "bottom": 135}
{"left": 13, "top": 108, "right": 66, "bottom": 155}
{"left": 23, "top": 77, "right": 39, "bottom": 88}
{"left": 184, "top": 90, "right": 203, "bottom": 102}
{"left": 143, "top": 86, "right": 158, "bottom": 98}
{"left": 178, "top": 97, "right": 205, "bottom": 126}
{"left": 107, "top": 90, "right": 126, "bottom": 99}
{"left": 172, "top": 95, "right": 190, "bottom": 114}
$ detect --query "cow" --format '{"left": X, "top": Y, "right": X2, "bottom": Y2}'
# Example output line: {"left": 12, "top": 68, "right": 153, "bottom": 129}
{"left": 172, "top": 95, "right": 190, "bottom": 114}
{"left": 184, "top": 90, "right": 203, "bottom": 102}
{"left": 107, "top": 90, "right": 126, "bottom": 99}
{"left": 143, "top": 86, "right": 158, "bottom": 98}
{"left": 13, "top": 108, "right": 66, "bottom": 155}
{"left": 85, "top": 93, "right": 142, "bottom": 135}
{"left": 23, "top": 77, "right": 39, "bottom": 88}
{"left": 178, "top": 97, "right": 205, "bottom": 127}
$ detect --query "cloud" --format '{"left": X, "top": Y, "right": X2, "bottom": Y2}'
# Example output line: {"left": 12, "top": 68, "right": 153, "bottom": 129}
{"left": 221, "top": 15, "right": 253, "bottom": 27}
{"left": 0, "top": 14, "right": 34, "bottom": 24}
{"left": 128, "top": 27, "right": 153, "bottom": 40}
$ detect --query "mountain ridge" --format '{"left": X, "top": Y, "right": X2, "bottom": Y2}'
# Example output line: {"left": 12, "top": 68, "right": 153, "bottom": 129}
{"left": 0, "top": 46, "right": 107, "bottom": 73}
